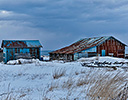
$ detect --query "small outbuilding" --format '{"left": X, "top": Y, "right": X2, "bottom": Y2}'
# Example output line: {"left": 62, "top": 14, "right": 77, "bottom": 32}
{"left": 1, "top": 40, "right": 42, "bottom": 63}
{"left": 50, "top": 36, "right": 127, "bottom": 61}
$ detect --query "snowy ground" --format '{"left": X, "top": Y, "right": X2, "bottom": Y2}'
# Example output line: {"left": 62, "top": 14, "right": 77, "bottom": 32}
{"left": 0, "top": 57, "right": 128, "bottom": 100}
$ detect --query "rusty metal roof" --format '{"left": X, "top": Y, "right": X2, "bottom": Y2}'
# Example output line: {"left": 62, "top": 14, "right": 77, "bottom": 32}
{"left": 50, "top": 36, "right": 127, "bottom": 54}
{"left": 1, "top": 40, "right": 43, "bottom": 48}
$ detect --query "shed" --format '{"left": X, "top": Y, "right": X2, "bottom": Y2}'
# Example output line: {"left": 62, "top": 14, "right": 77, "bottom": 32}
{"left": 50, "top": 36, "right": 127, "bottom": 61}
{"left": 1, "top": 40, "right": 42, "bottom": 63}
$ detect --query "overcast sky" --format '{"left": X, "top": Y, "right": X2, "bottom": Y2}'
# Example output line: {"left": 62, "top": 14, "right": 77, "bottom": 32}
{"left": 0, "top": 0, "right": 128, "bottom": 52}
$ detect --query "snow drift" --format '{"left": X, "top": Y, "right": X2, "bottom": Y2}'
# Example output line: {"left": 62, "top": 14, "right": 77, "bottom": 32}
{"left": 0, "top": 57, "right": 127, "bottom": 100}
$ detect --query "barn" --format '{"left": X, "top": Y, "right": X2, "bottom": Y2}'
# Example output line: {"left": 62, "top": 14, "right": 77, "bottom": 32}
{"left": 50, "top": 36, "right": 127, "bottom": 61}
{"left": 1, "top": 40, "right": 42, "bottom": 63}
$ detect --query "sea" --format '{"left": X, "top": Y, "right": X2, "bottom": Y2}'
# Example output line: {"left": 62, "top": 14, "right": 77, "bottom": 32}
{"left": 41, "top": 50, "right": 53, "bottom": 56}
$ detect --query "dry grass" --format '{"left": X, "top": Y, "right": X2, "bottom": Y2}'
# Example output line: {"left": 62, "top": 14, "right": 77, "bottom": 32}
{"left": 87, "top": 71, "right": 128, "bottom": 100}
{"left": 67, "top": 69, "right": 128, "bottom": 100}
{"left": 75, "top": 71, "right": 79, "bottom": 75}
{"left": 75, "top": 69, "right": 86, "bottom": 75}
{"left": 80, "top": 69, "right": 86, "bottom": 74}
{"left": 52, "top": 68, "right": 66, "bottom": 79}
{"left": 76, "top": 77, "right": 88, "bottom": 86}
{"left": 48, "top": 82, "right": 59, "bottom": 91}
{"left": 62, "top": 77, "right": 74, "bottom": 89}
{"left": 1, "top": 67, "right": 127, "bottom": 100}
{"left": 0, "top": 83, "right": 33, "bottom": 100}
{"left": 76, "top": 70, "right": 98, "bottom": 87}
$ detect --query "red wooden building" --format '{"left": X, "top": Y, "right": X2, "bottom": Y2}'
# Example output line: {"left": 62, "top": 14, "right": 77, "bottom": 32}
{"left": 97, "top": 37, "right": 126, "bottom": 58}
{"left": 50, "top": 36, "right": 127, "bottom": 61}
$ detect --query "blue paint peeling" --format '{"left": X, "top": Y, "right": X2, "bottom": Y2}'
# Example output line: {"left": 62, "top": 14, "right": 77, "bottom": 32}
{"left": 2, "top": 40, "right": 43, "bottom": 63}
{"left": 74, "top": 46, "right": 97, "bottom": 60}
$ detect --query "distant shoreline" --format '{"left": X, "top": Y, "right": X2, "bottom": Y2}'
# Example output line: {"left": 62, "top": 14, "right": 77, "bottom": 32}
{"left": 41, "top": 50, "right": 53, "bottom": 56}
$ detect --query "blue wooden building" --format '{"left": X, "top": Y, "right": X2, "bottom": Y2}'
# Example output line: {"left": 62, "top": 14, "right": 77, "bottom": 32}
{"left": 1, "top": 40, "right": 42, "bottom": 63}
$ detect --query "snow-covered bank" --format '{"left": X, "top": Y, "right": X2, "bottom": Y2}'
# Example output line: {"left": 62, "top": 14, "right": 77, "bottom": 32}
{"left": 7, "top": 59, "right": 40, "bottom": 65}
{"left": 78, "top": 56, "right": 128, "bottom": 63}
{"left": 0, "top": 57, "right": 127, "bottom": 100}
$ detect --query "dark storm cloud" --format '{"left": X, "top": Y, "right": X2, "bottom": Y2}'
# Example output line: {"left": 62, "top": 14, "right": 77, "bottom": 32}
{"left": 0, "top": 0, "right": 128, "bottom": 51}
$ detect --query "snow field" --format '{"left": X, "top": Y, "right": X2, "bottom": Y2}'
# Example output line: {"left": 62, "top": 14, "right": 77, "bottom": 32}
{"left": 0, "top": 57, "right": 127, "bottom": 100}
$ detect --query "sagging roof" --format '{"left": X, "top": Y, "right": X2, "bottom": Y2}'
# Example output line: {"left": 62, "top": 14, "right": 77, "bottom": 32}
{"left": 50, "top": 36, "right": 127, "bottom": 54}
{"left": 1, "top": 40, "right": 43, "bottom": 48}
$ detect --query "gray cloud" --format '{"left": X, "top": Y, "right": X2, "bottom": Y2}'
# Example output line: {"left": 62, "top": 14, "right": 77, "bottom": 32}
{"left": 0, "top": 0, "right": 128, "bottom": 51}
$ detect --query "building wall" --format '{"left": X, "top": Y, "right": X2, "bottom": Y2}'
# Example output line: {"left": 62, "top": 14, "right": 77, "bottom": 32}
{"left": 50, "top": 53, "right": 74, "bottom": 61}
{"left": 74, "top": 46, "right": 97, "bottom": 60}
{"left": 50, "top": 38, "right": 126, "bottom": 61}
{"left": 0, "top": 52, "right": 3, "bottom": 62}
{"left": 97, "top": 38, "right": 125, "bottom": 58}
{"left": 50, "top": 47, "right": 97, "bottom": 61}
{"left": 3, "top": 47, "right": 41, "bottom": 63}
{"left": 3, "top": 48, "right": 7, "bottom": 63}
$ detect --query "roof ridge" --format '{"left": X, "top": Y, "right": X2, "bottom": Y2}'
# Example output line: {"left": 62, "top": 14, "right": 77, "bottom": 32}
{"left": 1, "top": 40, "right": 43, "bottom": 48}
{"left": 2, "top": 40, "right": 39, "bottom": 41}
{"left": 50, "top": 36, "right": 115, "bottom": 54}
{"left": 82, "top": 36, "right": 111, "bottom": 40}
{"left": 74, "top": 36, "right": 111, "bottom": 44}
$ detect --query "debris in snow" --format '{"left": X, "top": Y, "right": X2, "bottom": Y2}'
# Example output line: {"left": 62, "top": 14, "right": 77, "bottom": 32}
{"left": 79, "top": 56, "right": 128, "bottom": 68}
{"left": 7, "top": 59, "right": 40, "bottom": 65}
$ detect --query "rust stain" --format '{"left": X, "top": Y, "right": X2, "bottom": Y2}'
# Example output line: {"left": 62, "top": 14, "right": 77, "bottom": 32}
{"left": 50, "top": 36, "right": 110, "bottom": 54}
{"left": 1, "top": 40, "right": 42, "bottom": 48}
{"left": 2, "top": 41, "right": 27, "bottom": 48}
{"left": 50, "top": 36, "right": 126, "bottom": 55}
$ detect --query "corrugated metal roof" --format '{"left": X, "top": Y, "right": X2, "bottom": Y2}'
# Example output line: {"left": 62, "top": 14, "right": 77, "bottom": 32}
{"left": 1, "top": 40, "right": 42, "bottom": 48}
{"left": 50, "top": 36, "right": 126, "bottom": 54}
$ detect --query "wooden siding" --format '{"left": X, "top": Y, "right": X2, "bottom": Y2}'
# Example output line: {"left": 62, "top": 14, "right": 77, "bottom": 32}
{"left": 74, "top": 46, "right": 97, "bottom": 60}
{"left": 97, "top": 38, "right": 125, "bottom": 58}
{"left": 50, "top": 36, "right": 126, "bottom": 61}
{"left": 3, "top": 48, "right": 41, "bottom": 63}
{"left": 50, "top": 53, "right": 74, "bottom": 61}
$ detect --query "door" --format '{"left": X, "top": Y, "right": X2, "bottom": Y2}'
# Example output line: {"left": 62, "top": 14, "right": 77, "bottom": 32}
{"left": 102, "top": 50, "right": 105, "bottom": 56}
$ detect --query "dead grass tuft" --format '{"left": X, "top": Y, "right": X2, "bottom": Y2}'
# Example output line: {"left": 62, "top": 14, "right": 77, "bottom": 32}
{"left": 62, "top": 77, "right": 74, "bottom": 89}
{"left": 48, "top": 82, "right": 59, "bottom": 91}
{"left": 87, "top": 71, "right": 128, "bottom": 100}
{"left": 52, "top": 68, "right": 66, "bottom": 79}
{"left": 76, "top": 77, "right": 88, "bottom": 86}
